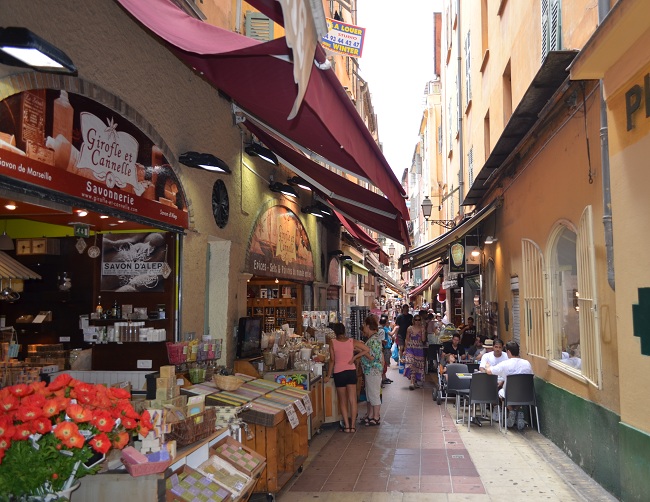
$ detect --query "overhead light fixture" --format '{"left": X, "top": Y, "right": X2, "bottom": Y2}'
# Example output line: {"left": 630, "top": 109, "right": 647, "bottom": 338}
{"left": 4, "top": 203, "right": 16, "bottom": 211}
{"left": 471, "top": 248, "right": 481, "bottom": 257}
{"left": 245, "top": 143, "right": 279, "bottom": 165}
{"left": 99, "top": 215, "right": 109, "bottom": 219}
{"left": 288, "top": 176, "right": 312, "bottom": 191}
{"left": 0, "top": 27, "right": 77, "bottom": 74}
{"left": 484, "top": 236, "right": 498, "bottom": 244}
{"left": 179, "top": 151, "right": 231, "bottom": 174}
{"left": 301, "top": 205, "right": 324, "bottom": 218}
{"left": 0, "top": 220, "right": 13, "bottom": 251}
{"left": 76, "top": 209, "right": 88, "bottom": 217}
{"left": 269, "top": 181, "right": 298, "bottom": 198}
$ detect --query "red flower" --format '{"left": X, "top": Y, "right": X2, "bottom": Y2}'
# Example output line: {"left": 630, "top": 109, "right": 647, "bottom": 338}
{"left": 15, "top": 405, "right": 43, "bottom": 422}
{"left": 111, "top": 431, "right": 129, "bottom": 450}
{"left": 31, "top": 417, "right": 52, "bottom": 435}
{"left": 52, "top": 473, "right": 58, "bottom": 480}
{"left": 1, "top": 394, "right": 19, "bottom": 413}
{"left": 42, "top": 399, "right": 61, "bottom": 418}
{"left": 114, "top": 401, "right": 139, "bottom": 420}
{"left": 63, "top": 432, "right": 85, "bottom": 449}
{"left": 0, "top": 416, "right": 15, "bottom": 439}
{"left": 21, "top": 392, "right": 46, "bottom": 409}
{"left": 47, "top": 373, "right": 72, "bottom": 391}
{"left": 109, "top": 387, "right": 131, "bottom": 400}
{"left": 66, "top": 403, "right": 93, "bottom": 423}
{"left": 137, "top": 425, "right": 151, "bottom": 438}
{"left": 8, "top": 384, "right": 32, "bottom": 398}
{"left": 121, "top": 416, "right": 137, "bottom": 430}
{"left": 54, "top": 421, "right": 79, "bottom": 442}
{"left": 91, "top": 411, "right": 115, "bottom": 433}
{"left": 29, "top": 380, "right": 48, "bottom": 395}
{"left": 89, "top": 433, "right": 111, "bottom": 454}
{"left": 13, "top": 424, "right": 32, "bottom": 441}
{"left": 71, "top": 382, "right": 96, "bottom": 400}
{"left": 0, "top": 435, "right": 11, "bottom": 450}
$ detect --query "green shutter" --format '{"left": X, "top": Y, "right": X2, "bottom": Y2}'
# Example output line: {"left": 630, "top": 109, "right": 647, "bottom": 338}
{"left": 245, "top": 11, "right": 274, "bottom": 42}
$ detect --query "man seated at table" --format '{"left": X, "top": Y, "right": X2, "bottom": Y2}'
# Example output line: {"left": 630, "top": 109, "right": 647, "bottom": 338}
{"left": 463, "top": 335, "right": 485, "bottom": 362}
{"left": 479, "top": 339, "right": 508, "bottom": 374}
{"left": 442, "top": 332, "right": 463, "bottom": 364}
{"left": 484, "top": 341, "right": 533, "bottom": 430}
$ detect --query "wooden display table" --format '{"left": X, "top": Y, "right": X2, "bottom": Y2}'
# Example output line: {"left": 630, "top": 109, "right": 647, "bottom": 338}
{"left": 242, "top": 406, "right": 308, "bottom": 495}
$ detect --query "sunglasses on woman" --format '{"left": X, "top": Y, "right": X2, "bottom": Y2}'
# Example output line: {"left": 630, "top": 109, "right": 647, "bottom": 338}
{"left": 414, "top": 317, "right": 422, "bottom": 321}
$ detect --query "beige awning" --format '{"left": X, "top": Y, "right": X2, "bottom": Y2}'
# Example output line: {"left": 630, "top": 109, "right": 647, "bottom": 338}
{"left": 0, "top": 251, "right": 42, "bottom": 280}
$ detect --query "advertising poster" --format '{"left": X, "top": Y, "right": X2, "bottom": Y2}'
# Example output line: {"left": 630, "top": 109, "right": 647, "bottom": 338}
{"left": 246, "top": 206, "right": 314, "bottom": 282}
{"left": 101, "top": 232, "right": 169, "bottom": 292}
{"left": 0, "top": 90, "right": 188, "bottom": 229}
{"left": 321, "top": 18, "right": 366, "bottom": 58}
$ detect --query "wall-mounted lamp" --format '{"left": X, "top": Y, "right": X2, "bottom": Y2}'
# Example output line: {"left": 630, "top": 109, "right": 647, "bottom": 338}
{"left": 484, "top": 236, "right": 498, "bottom": 244}
{"left": 179, "top": 151, "right": 231, "bottom": 174}
{"left": 245, "top": 142, "right": 279, "bottom": 165}
{"left": 471, "top": 248, "right": 481, "bottom": 258}
{"left": 0, "top": 27, "right": 77, "bottom": 74}
{"left": 421, "top": 195, "right": 455, "bottom": 229}
{"left": 388, "top": 242, "right": 396, "bottom": 257}
{"left": 301, "top": 205, "right": 324, "bottom": 218}
{"left": 288, "top": 176, "right": 312, "bottom": 191}
{"left": 269, "top": 181, "right": 298, "bottom": 198}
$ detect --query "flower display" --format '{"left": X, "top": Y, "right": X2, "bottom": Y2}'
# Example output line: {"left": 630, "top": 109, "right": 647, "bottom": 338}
{"left": 0, "top": 374, "right": 153, "bottom": 499}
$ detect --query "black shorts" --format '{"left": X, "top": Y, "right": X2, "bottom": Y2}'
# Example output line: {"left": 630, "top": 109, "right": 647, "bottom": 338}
{"left": 333, "top": 369, "right": 357, "bottom": 388}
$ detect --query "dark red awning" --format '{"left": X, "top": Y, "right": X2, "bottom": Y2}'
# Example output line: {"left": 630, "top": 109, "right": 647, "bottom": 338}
{"left": 408, "top": 264, "right": 444, "bottom": 300}
{"left": 334, "top": 210, "right": 381, "bottom": 253}
{"left": 117, "top": 0, "right": 409, "bottom": 223}
{"left": 245, "top": 122, "right": 409, "bottom": 244}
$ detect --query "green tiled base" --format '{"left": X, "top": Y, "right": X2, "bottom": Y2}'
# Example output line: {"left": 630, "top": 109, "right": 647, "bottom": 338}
{"left": 535, "top": 378, "right": 621, "bottom": 498}
{"left": 619, "top": 422, "right": 650, "bottom": 502}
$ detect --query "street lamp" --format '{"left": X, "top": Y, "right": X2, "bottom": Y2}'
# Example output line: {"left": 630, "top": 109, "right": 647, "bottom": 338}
{"left": 388, "top": 242, "right": 395, "bottom": 257}
{"left": 421, "top": 196, "right": 433, "bottom": 220}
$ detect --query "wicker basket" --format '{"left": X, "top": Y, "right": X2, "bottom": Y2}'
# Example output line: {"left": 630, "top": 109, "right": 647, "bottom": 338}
{"left": 213, "top": 374, "right": 244, "bottom": 391}
{"left": 166, "top": 408, "right": 217, "bottom": 447}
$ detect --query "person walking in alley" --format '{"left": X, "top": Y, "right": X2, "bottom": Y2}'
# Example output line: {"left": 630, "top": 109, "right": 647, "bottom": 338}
{"left": 404, "top": 313, "right": 426, "bottom": 390}
{"left": 391, "top": 304, "right": 413, "bottom": 361}
{"left": 325, "top": 323, "right": 370, "bottom": 433}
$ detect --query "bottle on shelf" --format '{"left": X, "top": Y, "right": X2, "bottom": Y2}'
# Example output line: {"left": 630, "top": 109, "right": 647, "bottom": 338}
{"left": 95, "top": 296, "right": 103, "bottom": 316}
{"left": 112, "top": 300, "right": 118, "bottom": 319}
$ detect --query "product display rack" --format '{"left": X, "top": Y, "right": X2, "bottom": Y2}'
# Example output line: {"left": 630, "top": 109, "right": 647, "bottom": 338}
{"left": 246, "top": 280, "right": 303, "bottom": 335}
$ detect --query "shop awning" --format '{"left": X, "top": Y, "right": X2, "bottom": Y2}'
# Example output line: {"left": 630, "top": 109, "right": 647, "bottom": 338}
{"left": 344, "top": 260, "right": 369, "bottom": 276}
{"left": 365, "top": 251, "right": 406, "bottom": 295}
{"left": 463, "top": 51, "right": 578, "bottom": 207}
{"left": 399, "top": 199, "right": 500, "bottom": 272}
{"left": 408, "top": 264, "right": 443, "bottom": 300}
{"left": 0, "top": 251, "right": 41, "bottom": 280}
{"left": 334, "top": 210, "right": 381, "bottom": 253}
{"left": 117, "top": 0, "right": 409, "bottom": 225}
{"left": 246, "top": 122, "right": 409, "bottom": 244}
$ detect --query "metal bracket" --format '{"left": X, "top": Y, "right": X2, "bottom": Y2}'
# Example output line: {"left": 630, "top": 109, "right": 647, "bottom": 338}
{"left": 429, "top": 220, "right": 457, "bottom": 229}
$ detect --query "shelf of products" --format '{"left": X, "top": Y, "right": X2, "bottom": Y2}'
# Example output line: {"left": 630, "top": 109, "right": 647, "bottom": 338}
{"left": 246, "top": 280, "right": 303, "bottom": 335}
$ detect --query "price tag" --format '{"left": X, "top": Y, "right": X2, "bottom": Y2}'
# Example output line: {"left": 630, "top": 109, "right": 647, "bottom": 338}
{"left": 294, "top": 399, "right": 306, "bottom": 414}
{"left": 285, "top": 405, "right": 299, "bottom": 429}
{"left": 302, "top": 394, "right": 313, "bottom": 414}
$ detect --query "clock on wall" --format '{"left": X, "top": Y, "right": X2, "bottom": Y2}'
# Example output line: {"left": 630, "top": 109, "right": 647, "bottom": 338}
{"left": 212, "top": 179, "right": 229, "bottom": 229}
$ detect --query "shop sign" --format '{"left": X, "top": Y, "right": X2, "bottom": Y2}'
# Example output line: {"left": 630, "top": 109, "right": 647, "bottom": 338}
{"left": 449, "top": 240, "right": 466, "bottom": 273}
{"left": 321, "top": 18, "right": 366, "bottom": 58}
{"left": 74, "top": 224, "right": 90, "bottom": 238}
{"left": 625, "top": 73, "right": 650, "bottom": 131}
{"left": 0, "top": 90, "right": 188, "bottom": 229}
{"left": 100, "top": 232, "right": 169, "bottom": 292}
{"left": 245, "top": 206, "right": 314, "bottom": 282}
{"left": 442, "top": 279, "right": 458, "bottom": 289}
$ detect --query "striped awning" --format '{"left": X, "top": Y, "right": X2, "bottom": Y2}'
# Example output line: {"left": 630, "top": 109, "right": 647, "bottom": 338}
{"left": 0, "top": 251, "right": 41, "bottom": 280}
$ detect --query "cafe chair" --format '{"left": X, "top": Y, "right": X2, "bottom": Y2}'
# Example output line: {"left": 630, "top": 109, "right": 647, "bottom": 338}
{"left": 466, "top": 362, "right": 480, "bottom": 373}
{"left": 502, "top": 374, "right": 540, "bottom": 433}
{"left": 467, "top": 373, "right": 499, "bottom": 431}
{"left": 446, "top": 363, "right": 470, "bottom": 423}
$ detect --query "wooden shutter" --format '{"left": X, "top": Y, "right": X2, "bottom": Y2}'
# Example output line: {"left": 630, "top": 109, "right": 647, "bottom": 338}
{"left": 467, "top": 146, "right": 474, "bottom": 187}
{"left": 577, "top": 205, "right": 602, "bottom": 388}
{"left": 245, "top": 12, "right": 274, "bottom": 42}
{"left": 465, "top": 31, "right": 472, "bottom": 104}
{"left": 522, "top": 238, "right": 546, "bottom": 358}
{"left": 541, "top": 0, "right": 549, "bottom": 63}
{"left": 549, "top": 0, "right": 562, "bottom": 51}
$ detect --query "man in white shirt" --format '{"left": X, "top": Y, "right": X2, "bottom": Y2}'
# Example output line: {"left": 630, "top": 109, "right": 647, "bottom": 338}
{"left": 479, "top": 339, "right": 509, "bottom": 380}
{"left": 485, "top": 341, "right": 533, "bottom": 430}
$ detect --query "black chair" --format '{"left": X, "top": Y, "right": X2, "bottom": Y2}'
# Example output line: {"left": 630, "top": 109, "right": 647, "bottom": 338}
{"left": 502, "top": 374, "right": 540, "bottom": 433}
{"left": 446, "top": 363, "right": 470, "bottom": 422}
{"left": 467, "top": 373, "right": 499, "bottom": 431}
{"left": 466, "top": 363, "right": 480, "bottom": 373}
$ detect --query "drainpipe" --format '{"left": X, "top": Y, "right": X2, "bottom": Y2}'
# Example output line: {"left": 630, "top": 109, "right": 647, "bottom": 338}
{"left": 598, "top": 0, "right": 614, "bottom": 290}
{"left": 456, "top": 0, "right": 464, "bottom": 214}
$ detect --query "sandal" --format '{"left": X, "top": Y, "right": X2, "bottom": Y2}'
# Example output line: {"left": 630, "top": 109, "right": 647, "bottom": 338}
{"left": 367, "top": 418, "right": 380, "bottom": 426}
{"left": 347, "top": 428, "right": 356, "bottom": 433}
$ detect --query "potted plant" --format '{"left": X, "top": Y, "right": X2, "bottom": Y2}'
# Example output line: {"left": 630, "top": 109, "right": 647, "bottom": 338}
{"left": 0, "top": 373, "right": 153, "bottom": 500}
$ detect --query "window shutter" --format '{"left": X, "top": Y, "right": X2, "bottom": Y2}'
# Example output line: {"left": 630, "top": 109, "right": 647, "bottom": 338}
{"left": 521, "top": 238, "right": 546, "bottom": 358}
{"left": 448, "top": 98, "right": 453, "bottom": 146}
{"left": 465, "top": 31, "right": 472, "bottom": 104}
{"left": 245, "top": 12, "right": 274, "bottom": 42}
{"left": 577, "top": 205, "right": 602, "bottom": 388}
{"left": 541, "top": 0, "right": 549, "bottom": 63}
{"left": 549, "top": 0, "right": 562, "bottom": 51}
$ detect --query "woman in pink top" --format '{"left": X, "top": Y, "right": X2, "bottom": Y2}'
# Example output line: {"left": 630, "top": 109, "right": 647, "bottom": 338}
{"left": 325, "top": 323, "right": 370, "bottom": 433}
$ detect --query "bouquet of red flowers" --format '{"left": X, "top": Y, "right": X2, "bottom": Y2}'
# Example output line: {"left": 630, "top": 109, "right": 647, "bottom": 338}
{"left": 0, "top": 373, "right": 153, "bottom": 499}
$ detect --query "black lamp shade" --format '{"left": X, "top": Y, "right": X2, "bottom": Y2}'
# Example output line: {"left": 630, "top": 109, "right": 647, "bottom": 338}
{"left": 269, "top": 182, "right": 298, "bottom": 198}
{"left": 245, "top": 143, "right": 279, "bottom": 165}
{"left": 179, "top": 151, "right": 231, "bottom": 174}
{"left": 0, "top": 27, "right": 77, "bottom": 74}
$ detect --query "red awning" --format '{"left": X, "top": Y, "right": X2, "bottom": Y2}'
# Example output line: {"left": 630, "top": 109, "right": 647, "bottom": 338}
{"left": 116, "top": 0, "right": 409, "bottom": 222}
{"left": 245, "top": 122, "right": 409, "bottom": 244}
{"left": 408, "top": 264, "right": 444, "bottom": 300}
{"left": 334, "top": 210, "right": 381, "bottom": 253}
